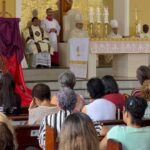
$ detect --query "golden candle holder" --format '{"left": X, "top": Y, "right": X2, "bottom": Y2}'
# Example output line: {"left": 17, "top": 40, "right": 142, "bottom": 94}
{"left": 88, "top": 23, "right": 94, "bottom": 39}
{"left": 95, "top": 23, "right": 102, "bottom": 39}
{"left": 104, "top": 23, "right": 108, "bottom": 37}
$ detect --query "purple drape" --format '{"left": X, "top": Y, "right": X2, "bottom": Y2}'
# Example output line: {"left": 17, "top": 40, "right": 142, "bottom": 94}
{"left": 0, "top": 18, "right": 23, "bottom": 63}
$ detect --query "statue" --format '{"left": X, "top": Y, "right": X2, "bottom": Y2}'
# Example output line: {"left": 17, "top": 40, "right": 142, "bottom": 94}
{"left": 63, "top": 0, "right": 81, "bottom": 42}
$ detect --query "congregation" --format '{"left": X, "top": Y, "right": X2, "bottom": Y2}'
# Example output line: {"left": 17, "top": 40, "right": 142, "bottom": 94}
{"left": 1, "top": 0, "right": 150, "bottom": 150}
{"left": 0, "top": 65, "right": 150, "bottom": 150}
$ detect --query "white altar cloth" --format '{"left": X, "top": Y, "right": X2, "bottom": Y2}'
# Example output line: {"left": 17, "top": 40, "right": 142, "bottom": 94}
{"left": 88, "top": 39, "right": 150, "bottom": 78}
{"left": 90, "top": 40, "right": 150, "bottom": 54}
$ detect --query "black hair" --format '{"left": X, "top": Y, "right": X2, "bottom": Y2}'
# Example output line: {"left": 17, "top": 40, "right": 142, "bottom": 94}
{"left": 0, "top": 73, "right": 20, "bottom": 115}
{"left": 125, "top": 96, "right": 147, "bottom": 126}
{"left": 32, "top": 84, "right": 51, "bottom": 101}
{"left": 102, "top": 75, "right": 119, "bottom": 94}
{"left": 0, "top": 122, "right": 15, "bottom": 150}
{"left": 136, "top": 65, "right": 150, "bottom": 85}
{"left": 143, "top": 24, "right": 149, "bottom": 33}
{"left": 32, "top": 17, "right": 38, "bottom": 22}
{"left": 87, "top": 78, "right": 105, "bottom": 99}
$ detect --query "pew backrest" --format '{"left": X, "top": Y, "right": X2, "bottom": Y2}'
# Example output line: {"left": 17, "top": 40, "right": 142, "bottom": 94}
{"left": 9, "top": 115, "right": 28, "bottom": 125}
{"left": 15, "top": 125, "right": 41, "bottom": 150}
{"left": 46, "top": 126, "right": 57, "bottom": 150}
{"left": 107, "top": 139, "right": 122, "bottom": 150}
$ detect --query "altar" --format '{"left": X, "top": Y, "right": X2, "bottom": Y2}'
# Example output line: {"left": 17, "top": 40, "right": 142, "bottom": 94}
{"left": 88, "top": 39, "right": 150, "bottom": 78}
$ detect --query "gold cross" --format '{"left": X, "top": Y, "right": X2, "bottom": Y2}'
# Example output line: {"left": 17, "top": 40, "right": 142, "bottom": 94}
{"left": 0, "top": 0, "right": 12, "bottom": 17}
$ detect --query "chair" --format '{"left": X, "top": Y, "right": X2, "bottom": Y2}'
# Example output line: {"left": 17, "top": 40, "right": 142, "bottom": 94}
{"left": 45, "top": 126, "right": 57, "bottom": 150}
{"left": 15, "top": 125, "right": 41, "bottom": 150}
{"left": 107, "top": 139, "right": 122, "bottom": 150}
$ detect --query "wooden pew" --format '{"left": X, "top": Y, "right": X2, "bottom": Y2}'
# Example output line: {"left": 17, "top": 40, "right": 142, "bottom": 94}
{"left": 46, "top": 126, "right": 57, "bottom": 150}
{"left": 45, "top": 119, "right": 150, "bottom": 149}
{"left": 107, "top": 139, "right": 122, "bottom": 150}
{"left": 20, "top": 106, "right": 29, "bottom": 115}
{"left": 15, "top": 125, "right": 41, "bottom": 150}
{"left": 99, "top": 119, "right": 150, "bottom": 126}
{"left": 9, "top": 115, "right": 28, "bottom": 125}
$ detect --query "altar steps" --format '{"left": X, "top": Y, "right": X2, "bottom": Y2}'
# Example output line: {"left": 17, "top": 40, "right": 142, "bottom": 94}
{"left": 23, "top": 67, "right": 140, "bottom": 101}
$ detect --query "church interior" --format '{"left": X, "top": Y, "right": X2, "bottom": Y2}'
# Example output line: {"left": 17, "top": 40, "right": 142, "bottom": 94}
{"left": 0, "top": 0, "right": 150, "bottom": 150}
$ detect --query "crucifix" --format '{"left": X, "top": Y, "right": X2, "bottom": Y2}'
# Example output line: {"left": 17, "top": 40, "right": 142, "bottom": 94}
{"left": 0, "top": 0, "right": 12, "bottom": 17}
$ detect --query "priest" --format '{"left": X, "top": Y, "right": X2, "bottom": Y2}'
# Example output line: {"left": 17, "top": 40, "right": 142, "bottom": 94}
{"left": 69, "top": 13, "right": 88, "bottom": 39}
{"left": 68, "top": 13, "right": 89, "bottom": 78}
{"left": 41, "top": 8, "right": 60, "bottom": 66}
{"left": 108, "top": 19, "right": 122, "bottom": 38}
{"left": 24, "top": 17, "right": 52, "bottom": 68}
{"left": 140, "top": 24, "right": 150, "bottom": 38}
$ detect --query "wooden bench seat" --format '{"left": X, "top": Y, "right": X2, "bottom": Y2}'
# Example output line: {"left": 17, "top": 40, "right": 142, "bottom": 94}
{"left": 107, "top": 139, "right": 122, "bottom": 150}
{"left": 15, "top": 125, "right": 41, "bottom": 150}
{"left": 9, "top": 115, "right": 28, "bottom": 125}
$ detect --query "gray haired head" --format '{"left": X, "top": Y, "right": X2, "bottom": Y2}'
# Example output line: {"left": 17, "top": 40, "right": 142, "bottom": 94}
{"left": 57, "top": 87, "right": 77, "bottom": 111}
{"left": 58, "top": 71, "right": 76, "bottom": 89}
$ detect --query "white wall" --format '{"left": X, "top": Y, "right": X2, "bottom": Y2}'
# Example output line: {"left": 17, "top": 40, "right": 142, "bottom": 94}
{"left": 113, "top": 0, "right": 129, "bottom": 36}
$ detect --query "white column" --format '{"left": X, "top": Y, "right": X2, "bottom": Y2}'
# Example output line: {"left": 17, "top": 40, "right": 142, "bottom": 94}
{"left": 16, "top": 0, "right": 28, "bottom": 68}
{"left": 15, "top": 0, "right": 22, "bottom": 18}
{"left": 113, "top": 0, "right": 129, "bottom": 36}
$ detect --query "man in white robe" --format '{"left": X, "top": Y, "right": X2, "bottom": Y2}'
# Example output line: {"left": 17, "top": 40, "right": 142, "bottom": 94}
{"left": 24, "top": 17, "right": 51, "bottom": 68}
{"left": 68, "top": 13, "right": 89, "bottom": 78}
{"left": 41, "top": 8, "right": 60, "bottom": 65}
{"left": 140, "top": 24, "right": 150, "bottom": 38}
{"left": 108, "top": 20, "right": 122, "bottom": 38}
{"left": 69, "top": 13, "right": 89, "bottom": 39}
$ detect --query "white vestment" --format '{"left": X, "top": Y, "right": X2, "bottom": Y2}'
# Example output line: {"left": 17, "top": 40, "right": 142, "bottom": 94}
{"left": 108, "top": 32, "right": 122, "bottom": 38}
{"left": 69, "top": 38, "right": 89, "bottom": 78}
{"left": 69, "top": 28, "right": 89, "bottom": 39}
{"left": 41, "top": 19, "right": 60, "bottom": 52}
{"left": 63, "top": 9, "right": 79, "bottom": 42}
{"left": 140, "top": 33, "right": 150, "bottom": 38}
{"left": 23, "top": 25, "right": 51, "bottom": 68}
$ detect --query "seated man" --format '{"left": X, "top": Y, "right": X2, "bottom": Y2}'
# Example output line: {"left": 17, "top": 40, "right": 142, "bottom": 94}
{"left": 108, "top": 19, "right": 122, "bottom": 38}
{"left": 140, "top": 24, "right": 150, "bottom": 38}
{"left": 24, "top": 17, "right": 51, "bottom": 68}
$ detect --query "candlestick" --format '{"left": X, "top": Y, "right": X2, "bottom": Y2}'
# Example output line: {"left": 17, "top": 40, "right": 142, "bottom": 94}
{"left": 104, "top": 6, "right": 109, "bottom": 24}
{"left": 89, "top": 7, "right": 94, "bottom": 23}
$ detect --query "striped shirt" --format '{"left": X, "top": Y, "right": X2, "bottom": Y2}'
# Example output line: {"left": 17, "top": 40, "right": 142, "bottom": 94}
{"left": 38, "top": 110, "right": 72, "bottom": 149}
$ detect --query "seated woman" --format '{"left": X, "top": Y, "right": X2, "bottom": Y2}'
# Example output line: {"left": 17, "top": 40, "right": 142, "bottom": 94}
{"left": 0, "top": 122, "right": 15, "bottom": 150}
{"left": 39, "top": 87, "right": 77, "bottom": 149}
{"left": 100, "top": 96, "right": 150, "bottom": 150}
{"left": 59, "top": 112, "right": 100, "bottom": 150}
{"left": 0, "top": 73, "right": 21, "bottom": 115}
{"left": 82, "top": 77, "right": 116, "bottom": 121}
{"left": 24, "top": 17, "right": 52, "bottom": 68}
{"left": 102, "top": 75, "right": 125, "bottom": 111}
{"left": 141, "top": 80, "right": 150, "bottom": 118}
{"left": 28, "top": 84, "right": 58, "bottom": 125}
{"left": 0, "top": 112, "right": 17, "bottom": 149}
{"left": 51, "top": 71, "right": 85, "bottom": 111}
{"left": 131, "top": 65, "right": 150, "bottom": 97}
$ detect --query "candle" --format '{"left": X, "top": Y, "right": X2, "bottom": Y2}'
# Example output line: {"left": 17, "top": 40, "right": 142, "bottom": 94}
{"left": 96, "top": 7, "right": 101, "bottom": 23}
{"left": 137, "top": 22, "right": 141, "bottom": 33}
{"left": 89, "top": 7, "right": 94, "bottom": 23}
{"left": 104, "top": 7, "right": 109, "bottom": 24}
{"left": 135, "top": 8, "right": 138, "bottom": 21}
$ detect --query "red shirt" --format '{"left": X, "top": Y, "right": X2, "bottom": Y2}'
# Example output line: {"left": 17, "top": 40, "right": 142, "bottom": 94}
{"left": 103, "top": 93, "right": 125, "bottom": 111}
